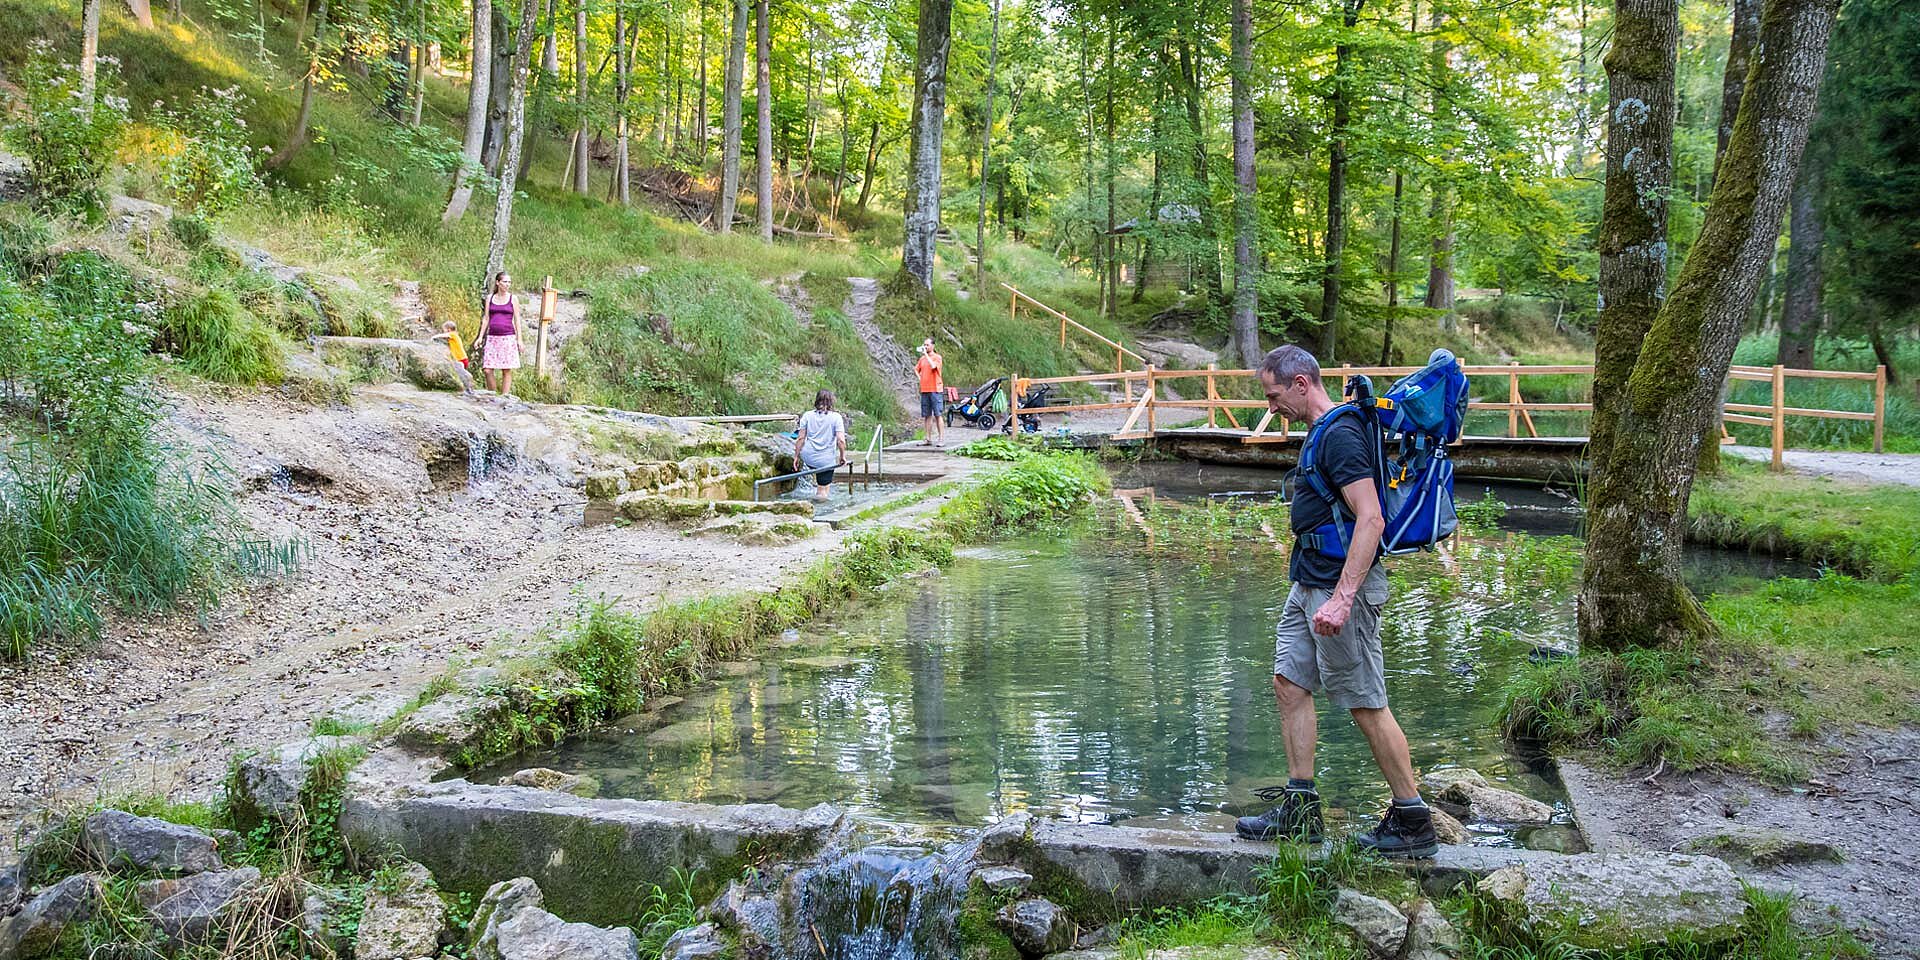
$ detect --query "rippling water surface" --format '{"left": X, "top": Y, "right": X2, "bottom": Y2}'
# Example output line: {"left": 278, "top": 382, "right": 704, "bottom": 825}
{"left": 498, "top": 500, "right": 1684, "bottom": 841}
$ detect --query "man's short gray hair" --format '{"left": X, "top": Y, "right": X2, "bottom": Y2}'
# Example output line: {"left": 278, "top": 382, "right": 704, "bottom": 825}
{"left": 1259, "top": 344, "right": 1321, "bottom": 385}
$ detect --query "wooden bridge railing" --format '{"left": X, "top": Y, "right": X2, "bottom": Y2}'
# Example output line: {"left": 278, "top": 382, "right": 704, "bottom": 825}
{"left": 1005, "top": 362, "right": 1888, "bottom": 471}
{"left": 1003, "top": 283, "right": 1148, "bottom": 385}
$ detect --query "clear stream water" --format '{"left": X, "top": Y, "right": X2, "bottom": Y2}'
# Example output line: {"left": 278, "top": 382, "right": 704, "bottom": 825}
{"left": 498, "top": 464, "right": 1806, "bottom": 848}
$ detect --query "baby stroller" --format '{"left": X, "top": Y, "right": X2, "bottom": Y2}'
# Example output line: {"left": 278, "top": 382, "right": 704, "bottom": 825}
{"left": 945, "top": 377, "right": 1005, "bottom": 431}
{"left": 1016, "top": 383, "right": 1056, "bottom": 433}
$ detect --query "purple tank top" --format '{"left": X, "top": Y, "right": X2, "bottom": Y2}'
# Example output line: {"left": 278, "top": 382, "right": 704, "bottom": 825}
{"left": 486, "top": 297, "right": 515, "bottom": 336}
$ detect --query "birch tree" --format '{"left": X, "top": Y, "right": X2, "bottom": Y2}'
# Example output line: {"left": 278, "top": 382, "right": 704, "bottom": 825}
{"left": 485, "top": 0, "right": 544, "bottom": 284}
{"left": 444, "top": 0, "right": 494, "bottom": 222}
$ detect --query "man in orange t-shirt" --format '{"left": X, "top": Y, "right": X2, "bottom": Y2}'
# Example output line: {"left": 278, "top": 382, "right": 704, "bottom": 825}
{"left": 915, "top": 340, "right": 944, "bottom": 446}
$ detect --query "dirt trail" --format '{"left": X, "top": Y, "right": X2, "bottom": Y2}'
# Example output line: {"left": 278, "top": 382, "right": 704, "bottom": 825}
{"left": 0, "top": 379, "right": 968, "bottom": 855}
{"left": 844, "top": 278, "right": 916, "bottom": 418}
{"left": 1562, "top": 726, "right": 1920, "bottom": 956}
{"left": 1725, "top": 446, "right": 1920, "bottom": 487}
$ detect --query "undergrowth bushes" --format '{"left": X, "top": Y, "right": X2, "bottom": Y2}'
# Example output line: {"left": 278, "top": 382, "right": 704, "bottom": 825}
{"left": 160, "top": 287, "right": 288, "bottom": 384}
{"left": 0, "top": 243, "right": 300, "bottom": 658}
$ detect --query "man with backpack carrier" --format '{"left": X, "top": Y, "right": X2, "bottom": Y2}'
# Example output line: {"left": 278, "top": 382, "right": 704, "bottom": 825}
{"left": 1235, "top": 344, "right": 1468, "bottom": 859}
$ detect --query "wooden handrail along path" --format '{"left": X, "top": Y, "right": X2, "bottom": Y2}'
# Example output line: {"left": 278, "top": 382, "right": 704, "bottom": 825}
{"left": 1004, "top": 362, "right": 1888, "bottom": 472}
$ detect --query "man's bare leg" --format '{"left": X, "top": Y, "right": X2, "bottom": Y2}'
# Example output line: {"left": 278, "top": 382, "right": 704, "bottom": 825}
{"left": 1350, "top": 705, "right": 1420, "bottom": 800}
{"left": 1274, "top": 675, "right": 1318, "bottom": 781}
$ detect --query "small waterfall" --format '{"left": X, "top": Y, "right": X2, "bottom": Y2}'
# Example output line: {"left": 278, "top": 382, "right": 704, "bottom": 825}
{"left": 779, "top": 839, "right": 979, "bottom": 960}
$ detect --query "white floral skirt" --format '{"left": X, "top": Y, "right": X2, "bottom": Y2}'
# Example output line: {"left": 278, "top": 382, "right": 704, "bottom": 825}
{"left": 482, "top": 335, "right": 521, "bottom": 370}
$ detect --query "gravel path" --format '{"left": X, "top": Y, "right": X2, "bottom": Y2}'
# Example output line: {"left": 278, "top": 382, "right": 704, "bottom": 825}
{"left": 1725, "top": 446, "right": 1920, "bottom": 486}
{"left": 0, "top": 380, "right": 969, "bottom": 856}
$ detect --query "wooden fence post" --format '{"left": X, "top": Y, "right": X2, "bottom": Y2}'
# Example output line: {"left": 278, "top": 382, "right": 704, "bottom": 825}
{"left": 1771, "top": 363, "right": 1786, "bottom": 472}
{"left": 1873, "top": 364, "right": 1887, "bottom": 454}
{"left": 536, "top": 276, "right": 556, "bottom": 375}
{"left": 1009, "top": 288, "right": 1018, "bottom": 322}
{"left": 1207, "top": 363, "right": 1218, "bottom": 428}
{"left": 1507, "top": 362, "right": 1520, "bottom": 439}
{"left": 1146, "top": 365, "right": 1158, "bottom": 434}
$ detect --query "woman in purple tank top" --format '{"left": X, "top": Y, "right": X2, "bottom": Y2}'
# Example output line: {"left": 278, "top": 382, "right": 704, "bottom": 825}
{"left": 480, "top": 271, "right": 523, "bottom": 395}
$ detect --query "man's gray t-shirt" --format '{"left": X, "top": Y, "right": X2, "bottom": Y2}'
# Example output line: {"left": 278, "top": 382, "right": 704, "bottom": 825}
{"left": 1289, "top": 409, "right": 1381, "bottom": 588}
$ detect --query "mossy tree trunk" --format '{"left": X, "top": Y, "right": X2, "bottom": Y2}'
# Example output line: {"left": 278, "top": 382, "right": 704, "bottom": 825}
{"left": 899, "top": 0, "right": 953, "bottom": 292}
{"left": 1713, "top": 0, "right": 1761, "bottom": 181}
{"left": 754, "top": 0, "right": 773, "bottom": 240}
{"left": 1580, "top": 0, "right": 1839, "bottom": 652}
{"left": 974, "top": 0, "right": 1001, "bottom": 295}
{"left": 1588, "top": 0, "right": 1678, "bottom": 481}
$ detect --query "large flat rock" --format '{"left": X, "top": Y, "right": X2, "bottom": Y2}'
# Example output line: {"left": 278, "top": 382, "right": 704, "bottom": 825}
{"left": 1006, "top": 818, "right": 1559, "bottom": 914}
{"left": 341, "top": 780, "right": 844, "bottom": 926}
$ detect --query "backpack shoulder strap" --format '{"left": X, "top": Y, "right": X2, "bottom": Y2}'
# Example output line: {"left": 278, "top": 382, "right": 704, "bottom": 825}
{"left": 1299, "top": 403, "right": 1366, "bottom": 503}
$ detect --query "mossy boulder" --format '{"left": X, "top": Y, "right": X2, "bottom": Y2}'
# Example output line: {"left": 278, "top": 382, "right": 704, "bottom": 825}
{"left": 1477, "top": 852, "right": 1747, "bottom": 948}
{"left": 614, "top": 494, "right": 714, "bottom": 524}
{"left": 584, "top": 471, "right": 629, "bottom": 501}
{"left": 1682, "top": 825, "right": 1841, "bottom": 868}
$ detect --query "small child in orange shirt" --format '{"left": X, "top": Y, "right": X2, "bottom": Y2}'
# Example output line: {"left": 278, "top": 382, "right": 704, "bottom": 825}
{"left": 431, "top": 321, "right": 476, "bottom": 393}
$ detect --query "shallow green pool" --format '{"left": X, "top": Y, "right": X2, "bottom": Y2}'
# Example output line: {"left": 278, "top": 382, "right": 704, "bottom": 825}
{"left": 493, "top": 516, "right": 1627, "bottom": 842}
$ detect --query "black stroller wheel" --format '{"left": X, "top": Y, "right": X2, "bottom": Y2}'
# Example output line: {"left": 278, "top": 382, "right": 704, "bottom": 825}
{"left": 977, "top": 413, "right": 999, "bottom": 431}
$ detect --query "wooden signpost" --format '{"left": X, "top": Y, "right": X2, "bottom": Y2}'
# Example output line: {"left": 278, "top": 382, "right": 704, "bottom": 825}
{"left": 536, "top": 276, "right": 557, "bottom": 374}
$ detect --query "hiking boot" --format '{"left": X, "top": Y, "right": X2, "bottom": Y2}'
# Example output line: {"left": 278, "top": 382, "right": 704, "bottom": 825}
{"left": 1352, "top": 803, "right": 1440, "bottom": 859}
{"left": 1235, "top": 786, "right": 1325, "bottom": 842}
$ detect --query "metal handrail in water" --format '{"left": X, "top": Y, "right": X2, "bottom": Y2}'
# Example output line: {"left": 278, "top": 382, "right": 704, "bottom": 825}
{"left": 752, "top": 426, "right": 886, "bottom": 502}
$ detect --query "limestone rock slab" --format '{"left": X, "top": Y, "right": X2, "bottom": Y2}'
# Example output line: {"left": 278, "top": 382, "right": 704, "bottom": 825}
{"left": 1478, "top": 852, "right": 1746, "bottom": 948}
{"left": 0, "top": 874, "right": 100, "bottom": 960}
{"left": 82, "top": 811, "right": 222, "bottom": 875}
{"left": 1331, "top": 889, "right": 1406, "bottom": 957}
{"left": 355, "top": 861, "right": 447, "bottom": 960}
{"left": 137, "top": 867, "right": 263, "bottom": 946}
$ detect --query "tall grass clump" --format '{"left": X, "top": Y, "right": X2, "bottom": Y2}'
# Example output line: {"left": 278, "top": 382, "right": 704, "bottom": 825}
{"left": 160, "top": 287, "right": 289, "bottom": 384}
{"left": 0, "top": 250, "right": 300, "bottom": 658}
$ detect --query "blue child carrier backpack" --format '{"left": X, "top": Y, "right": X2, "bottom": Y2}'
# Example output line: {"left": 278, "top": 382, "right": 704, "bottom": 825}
{"left": 1294, "top": 348, "right": 1470, "bottom": 559}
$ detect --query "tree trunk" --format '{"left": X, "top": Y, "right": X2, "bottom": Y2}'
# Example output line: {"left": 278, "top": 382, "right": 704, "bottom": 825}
{"left": 755, "top": 0, "right": 773, "bottom": 240}
{"left": 974, "top": 0, "right": 1001, "bottom": 294}
{"left": 80, "top": 0, "right": 100, "bottom": 116}
{"left": 485, "top": 0, "right": 541, "bottom": 287}
{"left": 482, "top": 6, "right": 512, "bottom": 173}
{"left": 696, "top": 0, "right": 709, "bottom": 159}
{"left": 1079, "top": 29, "right": 1100, "bottom": 303}
{"left": 443, "top": 0, "right": 493, "bottom": 221}
{"left": 124, "top": 0, "right": 152, "bottom": 28}
{"left": 717, "top": 0, "right": 747, "bottom": 231}
{"left": 1384, "top": 171, "right": 1403, "bottom": 365}
{"left": 613, "top": 1, "right": 630, "bottom": 204}
{"left": 268, "top": 0, "right": 330, "bottom": 169}
{"left": 1319, "top": 0, "right": 1362, "bottom": 360}
{"left": 1230, "top": 0, "right": 1260, "bottom": 366}
{"left": 1777, "top": 145, "right": 1823, "bottom": 368}
{"left": 899, "top": 0, "right": 953, "bottom": 291}
{"left": 1134, "top": 94, "right": 1163, "bottom": 305}
{"left": 1714, "top": 0, "right": 1760, "bottom": 181}
{"left": 1580, "top": 0, "right": 1838, "bottom": 652}
{"left": 572, "top": 0, "right": 589, "bottom": 194}
{"left": 1422, "top": 3, "right": 1454, "bottom": 318}
{"left": 1177, "top": 35, "right": 1221, "bottom": 305}
{"left": 1103, "top": 12, "right": 1118, "bottom": 318}
{"left": 519, "top": 0, "right": 558, "bottom": 181}
{"left": 411, "top": 1, "right": 428, "bottom": 126}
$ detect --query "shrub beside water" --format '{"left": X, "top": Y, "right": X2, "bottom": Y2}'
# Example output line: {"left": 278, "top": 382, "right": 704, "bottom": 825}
{"left": 1, "top": 251, "right": 300, "bottom": 658}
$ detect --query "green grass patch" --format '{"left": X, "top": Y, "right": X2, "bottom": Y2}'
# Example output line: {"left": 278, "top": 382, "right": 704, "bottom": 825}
{"left": 1502, "top": 573, "right": 1920, "bottom": 781}
{"left": 1689, "top": 463, "right": 1920, "bottom": 580}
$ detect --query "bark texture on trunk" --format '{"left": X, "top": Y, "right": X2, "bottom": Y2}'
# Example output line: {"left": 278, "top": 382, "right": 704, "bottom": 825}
{"left": 1580, "top": 0, "right": 1838, "bottom": 652}
{"left": 1589, "top": 0, "right": 1679, "bottom": 480}
{"left": 900, "top": 0, "right": 954, "bottom": 291}
{"left": 1422, "top": 3, "right": 1454, "bottom": 317}
{"left": 483, "top": 7, "right": 511, "bottom": 173}
{"left": 81, "top": 0, "right": 100, "bottom": 115}
{"left": 755, "top": 0, "right": 773, "bottom": 240}
{"left": 485, "top": 0, "right": 543, "bottom": 286}
{"left": 1714, "top": 0, "right": 1761, "bottom": 180}
{"left": 1230, "top": 0, "right": 1260, "bottom": 366}
{"left": 1778, "top": 146, "right": 1823, "bottom": 368}
{"left": 717, "top": 0, "right": 747, "bottom": 231}
{"left": 974, "top": 0, "right": 1002, "bottom": 294}
{"left": 612, "top": 0, "right": 630, "bottom": 204}
{"left": 1318, "top": 0, "right": 1362, "bottom": 360}
{"left": 1178, "top": 36, "right": 1221, "bottom": 304}
{"left": 443, "top": 0, "right": 493, "bottom": 222}
{"left": 572, "top": 0, "right": 589, "bottom": 194}
{"left": 124, "top": 0, "right": 153, "bottom": 28}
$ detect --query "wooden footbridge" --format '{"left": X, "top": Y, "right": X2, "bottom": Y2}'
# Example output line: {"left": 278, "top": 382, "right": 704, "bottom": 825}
{"left": 1000, "top": 284, "right": 1890, "bottom": 478}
